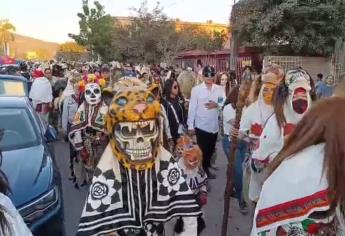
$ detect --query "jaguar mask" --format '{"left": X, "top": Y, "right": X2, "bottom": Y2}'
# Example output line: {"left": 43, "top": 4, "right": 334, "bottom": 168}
{"left": 176, "top": 135, "right": 202, "bottom": 170}
{"left": 106, "top": 79, "right": 161, "bottom": 170}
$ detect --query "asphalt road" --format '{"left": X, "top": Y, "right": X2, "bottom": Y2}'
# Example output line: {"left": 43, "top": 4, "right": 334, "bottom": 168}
{"left": 54, "top": 140, "right": 252, "bottom": 236}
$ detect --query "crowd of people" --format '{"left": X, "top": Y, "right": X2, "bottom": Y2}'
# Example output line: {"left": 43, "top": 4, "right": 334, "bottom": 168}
{"left": 0, "top": 58, "right": 344, "bottom": 235}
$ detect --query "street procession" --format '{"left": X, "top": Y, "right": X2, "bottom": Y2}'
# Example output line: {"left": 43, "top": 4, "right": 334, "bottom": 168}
{"left": 1, "top": 0, "right": 345, "bottom": 235}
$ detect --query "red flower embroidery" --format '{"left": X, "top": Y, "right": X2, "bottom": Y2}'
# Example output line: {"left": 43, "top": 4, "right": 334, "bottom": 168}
{"left": 251, "top": 123, "right": 263, "bottom": 137}
{"left": 284, "top": 123, "right": 296, "bottom": 136}
{"left": 307, "top": 223, "right": 321, "bottom": 234}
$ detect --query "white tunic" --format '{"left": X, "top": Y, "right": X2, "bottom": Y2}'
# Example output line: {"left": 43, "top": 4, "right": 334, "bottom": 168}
{"left": 251, "top": 144, "right": 330, "bottom": 235}
{"left": 0, "top": 193, "right": 33, "bottom": 236}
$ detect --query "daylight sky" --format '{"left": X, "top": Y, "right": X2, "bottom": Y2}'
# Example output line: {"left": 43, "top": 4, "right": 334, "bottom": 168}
{"left": 0, "top": 0, "right": 233, "bottom": 43}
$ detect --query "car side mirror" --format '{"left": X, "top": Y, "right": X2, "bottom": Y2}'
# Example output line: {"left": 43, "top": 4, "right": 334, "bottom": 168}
{"left": 45, "top": 125, "right": 58, "bottom": 142}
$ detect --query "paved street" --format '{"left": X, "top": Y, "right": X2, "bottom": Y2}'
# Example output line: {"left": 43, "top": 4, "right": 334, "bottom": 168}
{"left": 54, "top": 140, "right": 252, "bottom": 236}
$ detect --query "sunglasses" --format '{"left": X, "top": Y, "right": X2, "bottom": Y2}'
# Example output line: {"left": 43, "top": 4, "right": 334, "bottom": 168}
{"left": 172, "top": 84, "right": 178, "bottom": 89}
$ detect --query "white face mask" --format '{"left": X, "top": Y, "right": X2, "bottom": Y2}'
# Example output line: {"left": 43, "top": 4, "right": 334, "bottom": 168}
{"left": 84, "top": 83, "right": 101, "bottom": 105}
{"left": 284, "top": 69, "right": 312, "bottom": 124}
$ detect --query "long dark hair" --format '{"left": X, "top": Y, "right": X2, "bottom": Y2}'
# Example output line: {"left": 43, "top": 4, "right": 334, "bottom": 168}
{"left": 269, "top": 97, "right": 345, "bottom": 212}
{"left": 216, "top": 72, "right": 238, "bottom": 97}
{"left": 163, "top": 78, "right": 182, "bottom": 101}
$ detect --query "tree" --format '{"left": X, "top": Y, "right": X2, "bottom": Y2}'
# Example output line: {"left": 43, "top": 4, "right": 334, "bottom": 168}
{"left": 59, "top": 41, "right": 86, "bottom": 53}
{"left": 0, "top": 19, "right": 16, "bottom": 56}
{"left": 112, "top": 1, "right": 178, "bottom": 63}
{"left": 57, "top": 41, "right": 89, "bottom": 61}
{"left": 177, "top": 25, "right": 227, "bottom": 52}
{"left": 113, "top": 1, "right": 227, "bottom": 64}
{"left": 36, "top": 48, "right": 50, "bottom": 60}
{"left": 231, "top": 0, "right": 345, "bottom": 56}
{"left": 69, "top": 1, "right": 115, "bottom": 62}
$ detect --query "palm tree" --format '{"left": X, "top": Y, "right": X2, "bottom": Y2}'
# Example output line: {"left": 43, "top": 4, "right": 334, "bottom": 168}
{"left": 0, "top": 20, "right": 16, "bottom": 56}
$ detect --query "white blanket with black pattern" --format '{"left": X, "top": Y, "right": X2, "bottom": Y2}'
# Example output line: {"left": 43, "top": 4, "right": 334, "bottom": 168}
{"left": 77, "top": 144, "right": 202, "bottom": 236}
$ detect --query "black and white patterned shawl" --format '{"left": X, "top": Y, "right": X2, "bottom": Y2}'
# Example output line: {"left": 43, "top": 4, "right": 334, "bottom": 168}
{"left": 77, "top": 145, "right": 202, "bottom": 236}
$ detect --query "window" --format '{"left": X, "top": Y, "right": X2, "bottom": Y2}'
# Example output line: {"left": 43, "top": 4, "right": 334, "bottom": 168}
{"left": 0, "top": 108, "right": 39, "bottom": 151}
{"left": 0, "top": 80, "right": 26, "bottom": 96}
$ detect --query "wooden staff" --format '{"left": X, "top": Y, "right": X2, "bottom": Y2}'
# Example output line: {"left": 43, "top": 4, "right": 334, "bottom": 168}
{"left": 221, "top": 71, "right": 253, "bottom": 236}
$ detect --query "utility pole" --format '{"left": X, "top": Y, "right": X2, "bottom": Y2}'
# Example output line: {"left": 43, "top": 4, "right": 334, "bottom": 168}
{"left": 229, "top": 0, "right": 237, "bottom": 72}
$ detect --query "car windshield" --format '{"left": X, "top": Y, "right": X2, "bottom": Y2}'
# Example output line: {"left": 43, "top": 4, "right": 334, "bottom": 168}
{"left": 0, "top": 108, "right": 39, "bottom": 151}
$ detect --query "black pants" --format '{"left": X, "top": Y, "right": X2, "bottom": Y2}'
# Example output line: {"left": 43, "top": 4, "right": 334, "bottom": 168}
{"left": 195, "top": 128, "right": 218, "bottom": 173}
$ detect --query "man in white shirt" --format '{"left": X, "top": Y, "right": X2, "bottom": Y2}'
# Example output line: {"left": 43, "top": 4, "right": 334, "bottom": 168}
{"left": 187, "top": 66, "right": 225, "bottom": 179}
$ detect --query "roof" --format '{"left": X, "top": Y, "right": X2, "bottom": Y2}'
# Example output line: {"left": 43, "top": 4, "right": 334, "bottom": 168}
{"left": 0, "top": 96, "right": 30, "bottom": 108}
{"left": 177, "top": 50, "right": 209, "bottom": 57}
{"left": 177, "top": 49, "right": 231, "bottom": 58}
{"left": 211, "top": 49, "right": 231, "bottom": 55}
{"left": 176, "top": 47, "right": 262, "bottom": 58}
{"left": 0, "top": 64, "right": 19, "bottom": 67}
{"left": 0, "top": 75, "right": 27, "bottom": 82}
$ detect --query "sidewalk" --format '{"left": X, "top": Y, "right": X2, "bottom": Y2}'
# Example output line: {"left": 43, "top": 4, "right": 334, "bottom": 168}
{"left": 202, "top": 141, "right": 252, "bottom": 235}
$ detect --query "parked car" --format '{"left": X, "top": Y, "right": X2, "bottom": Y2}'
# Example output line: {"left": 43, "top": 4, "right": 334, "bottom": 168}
{"left": 0, "top": 96, "right": 64, "bottom": 235}
{"left": 0, "top": 74, "right": 29, "bottom": 96}
{"left": 0, "top": 64, "right": 20, "bottom": 75}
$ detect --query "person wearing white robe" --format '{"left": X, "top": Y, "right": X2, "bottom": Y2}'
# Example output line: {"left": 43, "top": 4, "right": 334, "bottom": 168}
{"left": 250, "top": 68, "right": 314, "bottom": 201}
{"left": 251, "top": 97, "right": 345, "bottom": 235}
{"left": 29, "top": 70, "right": 53, "bottom": 123}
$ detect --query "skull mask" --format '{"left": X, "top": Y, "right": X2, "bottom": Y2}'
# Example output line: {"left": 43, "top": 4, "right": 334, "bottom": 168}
{"left": 114, "top": 119, "right": 159, "bottom": 163}
{"left": 85, "top": 83, "right": 101, "bottom": 105}
{"left": 106, "top": 79, "right": 161, "bottom": 170}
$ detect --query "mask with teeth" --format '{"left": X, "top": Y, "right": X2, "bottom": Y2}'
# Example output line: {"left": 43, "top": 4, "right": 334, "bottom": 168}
{"left": 183, "top": 146, "right": 202, "bottom": 170}
{"left": 176, "top": 135, "right": 202, "bottom": 170}
{"left": 106, "top": 79, "right": 161, "bottom": 170}
{"left": 85, "top": 83, "right": 102, "bottom": 105}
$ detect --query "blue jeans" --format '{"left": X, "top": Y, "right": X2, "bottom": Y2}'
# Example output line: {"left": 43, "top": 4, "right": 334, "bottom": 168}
{"left": 222, "top": 136, "right": 247, "bottom": 203}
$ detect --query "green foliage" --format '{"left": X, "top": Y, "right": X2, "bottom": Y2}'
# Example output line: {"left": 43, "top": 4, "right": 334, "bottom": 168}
{"left": 0, "top": 19, "right": 16, "bottom": 56}
{"left": 71, "top": 1, "right": 227, "bottom": 63}
{"left": 112, "top": 1, "right": 227, "bottom": 63}
{"left": 69, "top": 1, "right": 115, "bottom": 62}
{"left": 114, "top": 2, "right": 178, "bottom": 63}
{"left": 231, "top": 0, "right": 345, "bottom": 56}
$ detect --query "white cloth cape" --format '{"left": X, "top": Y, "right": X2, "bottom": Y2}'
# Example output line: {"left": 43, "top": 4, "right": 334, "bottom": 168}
{"left": 29, "top": 77, "right": 53, "bottom": 107}
{"left": 240, "top": 86, "right": 274, "bottom": 136}
{"left": 177, "top": 158, "right": 207, "bottom": 195}
{"left": 249, "top": 81, "right": 313, "bottom": 201}
{"left": 241, "top": 87, "right": 274, "bottom": 201}
{"left": 251, "top": 143, "right": 330, "bottom": 235}
{"left": 0, "top": 193, "right": 33, "bottom": 236}
{"left": 68, "top": 102, "right": 108, "bottom": 151}
{"left": 77, "top": 145, "right": 201, "bottom": 236}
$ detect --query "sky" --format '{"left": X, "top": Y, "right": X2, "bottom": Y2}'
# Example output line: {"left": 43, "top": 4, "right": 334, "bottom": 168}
{"left": 0, "top": 0, "right": 233, "bottom": 43}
